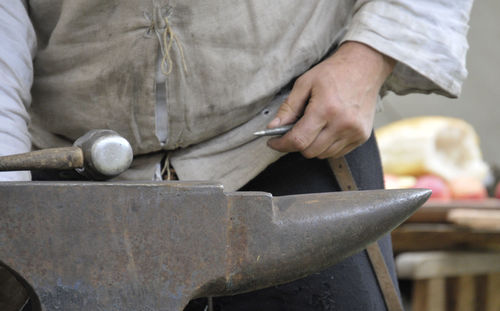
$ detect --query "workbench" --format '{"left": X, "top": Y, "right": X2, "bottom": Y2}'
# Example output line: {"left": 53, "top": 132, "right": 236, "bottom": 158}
{"left": 392, "top": 199, "right": 500, "bottom": 311}
{"left": 393, "top": 199, "right": 500, "bottom": 252}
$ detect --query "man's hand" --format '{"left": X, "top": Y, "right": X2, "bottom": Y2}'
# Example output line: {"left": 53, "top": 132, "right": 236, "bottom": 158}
{"left": 267, "top": 41, "right": 395, "bottom": 159}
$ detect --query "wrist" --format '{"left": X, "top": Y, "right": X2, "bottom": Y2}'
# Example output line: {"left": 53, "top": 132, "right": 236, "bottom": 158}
{"left": 331, "top": 41, "right": 395, "bottom": 87}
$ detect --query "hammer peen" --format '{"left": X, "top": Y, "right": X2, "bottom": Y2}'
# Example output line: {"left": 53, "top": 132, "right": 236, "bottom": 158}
{"left": 0, "top": 129, "right": 133, "bottom": 180}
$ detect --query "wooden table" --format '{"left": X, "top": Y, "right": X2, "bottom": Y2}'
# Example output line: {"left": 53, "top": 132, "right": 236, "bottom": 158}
{"left": 392, "top": 199, "right": 500, "bottom": 253}
{"left": 392, "top": 199, "right": 500, "bottom": 311}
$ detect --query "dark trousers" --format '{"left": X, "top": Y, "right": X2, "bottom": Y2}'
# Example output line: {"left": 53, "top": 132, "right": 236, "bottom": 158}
{"left": 186, "top": 132, "right": 399, "bottom": 311}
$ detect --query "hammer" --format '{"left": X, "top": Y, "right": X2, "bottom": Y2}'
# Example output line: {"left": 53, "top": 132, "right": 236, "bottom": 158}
{"left": 0, "top": 129, "right": 133, "bottom": 180}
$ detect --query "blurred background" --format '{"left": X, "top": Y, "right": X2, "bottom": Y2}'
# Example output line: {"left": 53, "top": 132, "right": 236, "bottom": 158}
{"left": 377, "top": 1, "right": 500, "bottom": 310}
{"left": 375, "top": 0, "right": 499, "bottom": 172}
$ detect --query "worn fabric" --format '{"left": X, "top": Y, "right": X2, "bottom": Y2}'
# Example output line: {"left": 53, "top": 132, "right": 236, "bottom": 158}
{"left": 0, "top": 2, "right": 471, "bottom": 309}
{"left": 343, "top": 1, "right": 472, "bottom": 97}
{"left": 0, "top": 0, "right": 35, "bottom": 181}
{"left": 27, "top": 0, "right": 351, "bottom": 153}
{"left": 186, "top": 132, "right": 398, "bottom": 311}
{"left": 1, "top": 1, "right": 473, "bottom": 188}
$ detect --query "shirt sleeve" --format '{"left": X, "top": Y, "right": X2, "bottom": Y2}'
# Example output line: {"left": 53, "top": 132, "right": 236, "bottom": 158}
{"left": 0, "top": 0, "right": 36, "bottom": 181}
{"left": 343, "top": 0, "right": 474, "bottom": 97}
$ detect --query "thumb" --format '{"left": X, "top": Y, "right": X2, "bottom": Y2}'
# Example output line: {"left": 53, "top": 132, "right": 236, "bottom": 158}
{"left": 268, "top": 77, "right": 311, "bottom": 128}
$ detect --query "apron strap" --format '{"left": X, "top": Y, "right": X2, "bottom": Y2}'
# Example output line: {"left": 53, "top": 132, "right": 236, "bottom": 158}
{"left": 328, "top": 157, "right": 404, "bottom": 311}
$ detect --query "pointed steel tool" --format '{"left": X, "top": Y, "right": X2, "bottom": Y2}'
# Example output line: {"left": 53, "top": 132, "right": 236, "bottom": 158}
{"left": 0, "top": 181, "right": 430, "bottom": 310}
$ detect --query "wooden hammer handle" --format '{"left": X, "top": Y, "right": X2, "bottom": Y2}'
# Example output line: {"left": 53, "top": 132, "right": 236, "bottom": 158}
{"left": 0, "top": 147, "right": 84, "bottom": 171}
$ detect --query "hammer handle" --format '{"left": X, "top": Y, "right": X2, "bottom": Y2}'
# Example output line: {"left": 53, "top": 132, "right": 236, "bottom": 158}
{"left": 0, "top": 147, "right": 84, "bottom": 171}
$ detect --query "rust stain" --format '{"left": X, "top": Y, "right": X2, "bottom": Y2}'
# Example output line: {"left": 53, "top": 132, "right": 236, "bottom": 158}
{"left": 122, "top": 228, "right": 140, "bottom": 283}
{"left": 224, "top": 198, "right": 248, "bottom": 288}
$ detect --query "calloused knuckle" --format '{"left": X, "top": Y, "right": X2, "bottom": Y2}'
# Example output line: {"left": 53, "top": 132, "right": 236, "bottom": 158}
{"left": 291, "top": 135, "right": 308, "bottom": 151}
{"left": 360, "top": 129, "right": 370, "bottom": 143}
{"left": 343, "top": 118, "right": 361, "bottom": 132}
{"left": 335, "top": 120, "right": 350, "bottom": 133}
{"left": 323, "top": 104, "right": 338, "bottom": 119}
{"left": 352, "top": 126, "right": 364, "bottom": 138}
{"left": 353, "top": 123, "right": 369, "bottom": 138}
{"left": 277, "top": 104, "right": 293, "bottom": 119}
{"left": 294, "top": 76, "right": 309, "bottom": 88}
{"left": 280, "top": 98, "right": 292, "bottom": 110}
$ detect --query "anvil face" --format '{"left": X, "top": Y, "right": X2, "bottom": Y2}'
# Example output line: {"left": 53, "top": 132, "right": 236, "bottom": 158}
{"left": 0, "top": 182, "right": 430, "bottom": 310}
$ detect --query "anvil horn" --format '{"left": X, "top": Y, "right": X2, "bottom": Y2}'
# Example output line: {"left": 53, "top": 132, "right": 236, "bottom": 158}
{"left": 0, "top": 182, "right": 430, "bottom": 310}
{"left": 216, "top": 189, "right": 430, "bottom": 296}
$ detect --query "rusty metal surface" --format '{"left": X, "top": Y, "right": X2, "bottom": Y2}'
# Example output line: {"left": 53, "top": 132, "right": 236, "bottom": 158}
{"left": 0, "top": 182, "right": 430, "bottom": 310}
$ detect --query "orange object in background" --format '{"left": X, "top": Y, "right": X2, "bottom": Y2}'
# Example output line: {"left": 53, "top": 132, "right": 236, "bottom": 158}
{"left": 385, "top": 173, "right": 489, "bottom": 201}
{"left": 414, "top": 175, "right": 452, "bottom": 201}
{"left": 448, "top": 176, "right": 488, "bottom": 200}
{"left": 494, "top": 181, "right": 500, "bottom": 199}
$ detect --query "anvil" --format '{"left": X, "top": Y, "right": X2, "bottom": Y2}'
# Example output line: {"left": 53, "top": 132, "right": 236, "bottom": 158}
{"left": 0, "top": 181, "right": 430, "bottom": 310}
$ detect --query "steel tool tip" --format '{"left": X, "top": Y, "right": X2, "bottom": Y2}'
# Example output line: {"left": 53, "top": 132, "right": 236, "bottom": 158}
{"left": 253, "top": 124, "right": 294, "bottom": 137}
{"left": 253, "top": 130, "right": 267, "bottom": 136}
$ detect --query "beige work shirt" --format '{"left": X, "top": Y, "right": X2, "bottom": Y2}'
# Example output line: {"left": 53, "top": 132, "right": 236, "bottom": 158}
{"left": 1, "top": 1, "right": 473, "bottom": 189}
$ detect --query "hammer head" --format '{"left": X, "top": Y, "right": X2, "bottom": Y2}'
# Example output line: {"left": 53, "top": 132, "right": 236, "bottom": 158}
{"left": 74, "top": 129, "right": 133, "bottom": 180}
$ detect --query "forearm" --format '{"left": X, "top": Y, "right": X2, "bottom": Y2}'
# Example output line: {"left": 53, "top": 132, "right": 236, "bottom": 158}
{"left": 324, "top": 41, "right": 396, "bottom": 96}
